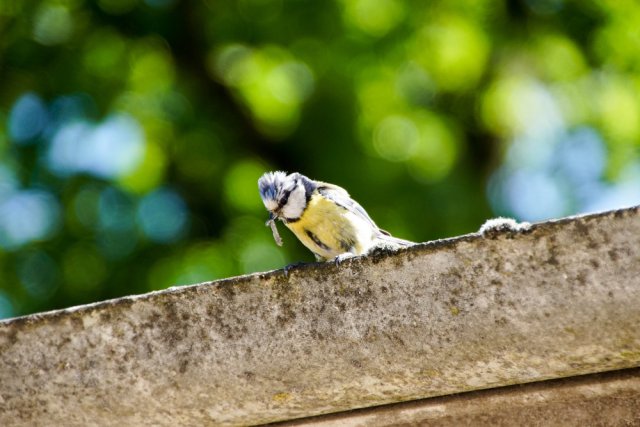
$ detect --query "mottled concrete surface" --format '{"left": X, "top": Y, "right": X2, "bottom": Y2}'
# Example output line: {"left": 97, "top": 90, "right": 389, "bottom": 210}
{"left": 275, "top": 368, "right": 640, "bottom": 426}
{"left": 0, "top": 206, "right": 639, "bottom": 426}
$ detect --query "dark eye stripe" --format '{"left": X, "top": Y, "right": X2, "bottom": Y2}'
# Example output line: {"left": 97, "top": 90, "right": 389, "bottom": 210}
{"left": 278, "top": 189, "right": 292, "bottom": 209}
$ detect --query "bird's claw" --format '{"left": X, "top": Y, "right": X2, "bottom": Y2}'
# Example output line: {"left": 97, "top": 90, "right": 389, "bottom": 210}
{"left": 333, "top": 253, "right": 355, "bottom": 267}
{"left": 283, "top": 261, "right": 306, "bottom": 277}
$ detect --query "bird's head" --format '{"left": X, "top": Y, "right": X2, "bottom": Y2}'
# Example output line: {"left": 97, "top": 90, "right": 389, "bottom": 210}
{"left": 258, "top": 171, "right": 313, "bottom": 221}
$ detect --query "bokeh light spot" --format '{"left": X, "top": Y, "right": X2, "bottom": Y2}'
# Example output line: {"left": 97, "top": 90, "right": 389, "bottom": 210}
{"left": 533, "top": 33, "right": 586, "bottom": 81}
{"left": 267, "top": 62, "right": 314, "bottom": 105}
{"left": 137, "top": 188, "right": 188, "bottom": 243}
{"left": 8, "top": 93, "right": 48, "bottom": 143}
{"left": 118, "top": 140, "right": 167, "bottom": 194}
{"left": 98, "top": 187, "right": 136, "bottom": 232}
{"left": 129, "top": 45, "right": 175, "bottom": 93}
{"left": 554, "top": 127, "right": 606, "bottom": 184}
{"left": 49, "top": 94, "right": 93, "bottom": 126}
{"left": 395, "top": 62, "right": 435, "bottom": 106}
{"left": 593, "top": 8, "right": 640, "bottom": 70}
{"left": 212, "top": 45, "right": 315, "bottom": 138}
{"left": 356, "top": 70, "right": 400, "bottom": 134}
{"left": 33, "top": 4, "right": 73, "bottom": 46}
{"left": 413, "top": 16, "right": 489, "bottom": 91}
{"left": 224, "top": 159, "right": 268, "bottom": 212}
{"left": 407, "top": 113, "right": 459, "bottom": 182}
{"left": 340, "top": 0, "right": 405, "bottom": 37}
{"left": 487, "top": 125, "right": 623, "bottom": 222}
{"left": 47, "top": 114, "right": 145, "bottom": 179}
{"left": 0, "top": 190, "right": 60, "bottom": 250}
{"left": 598, "top": 77, "right": 640, "bottom": 142}
{"left": 481, "top": 77, "right": 563, "bottom": 139}
{"left": 491, "top": 168, "right": 568, "bottom": 222}
{"left": 373, "top": 115, "right": 419, "bottom": 162}
{"left": 212, "top": 44, "right": 253, "bottom": 86}
{"left": 584, "top": 162, "right": 640, "bottom": 213}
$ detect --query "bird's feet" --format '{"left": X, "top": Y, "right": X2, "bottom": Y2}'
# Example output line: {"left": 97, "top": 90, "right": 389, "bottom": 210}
{"left": 283, "top": 261, "right": 307, "bottom": 277}
{"left": 333, "top": 252, "right": 355, "bottom": 267}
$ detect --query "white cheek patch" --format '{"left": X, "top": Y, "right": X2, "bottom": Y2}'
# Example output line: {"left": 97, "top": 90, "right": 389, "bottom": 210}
{"left": 281, "top": 185, "right": 306, "bottom": 219}
{"left": 262, "top": 198, "right": 278, "bottom": 211}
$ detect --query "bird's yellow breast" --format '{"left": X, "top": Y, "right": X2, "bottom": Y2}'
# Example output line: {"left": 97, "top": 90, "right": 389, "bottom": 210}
{"left": 285, "top": 193, "right": 370, "bottom": 260}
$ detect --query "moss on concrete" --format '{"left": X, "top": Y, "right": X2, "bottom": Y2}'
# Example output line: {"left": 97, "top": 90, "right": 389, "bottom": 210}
{"left": 0, "top": 206, "right": 639, "bottom": 426}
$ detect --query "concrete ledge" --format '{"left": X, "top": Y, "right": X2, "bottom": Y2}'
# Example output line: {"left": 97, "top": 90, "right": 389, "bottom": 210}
{"left": 274, "top": 368, "right": 640, "bottom": 426}
{"left": 1, "top": 206, "right": 639, "bottom": 426}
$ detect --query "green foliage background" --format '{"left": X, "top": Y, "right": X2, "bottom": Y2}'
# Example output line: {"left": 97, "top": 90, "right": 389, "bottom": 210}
{"left": 1, "top": 0, "right": 639, "bottom": 318}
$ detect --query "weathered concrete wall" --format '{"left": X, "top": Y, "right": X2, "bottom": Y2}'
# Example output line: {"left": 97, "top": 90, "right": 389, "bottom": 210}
{"left": 0, "top": 206, "right": 639, "bottom": 426}
{"left": 277, "top": 368, "right": 640, "bottom": 426}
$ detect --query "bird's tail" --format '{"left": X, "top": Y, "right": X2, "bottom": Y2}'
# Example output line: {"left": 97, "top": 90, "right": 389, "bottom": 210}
{"left": 375, "top": 231, "right": 414, "bottom": 247}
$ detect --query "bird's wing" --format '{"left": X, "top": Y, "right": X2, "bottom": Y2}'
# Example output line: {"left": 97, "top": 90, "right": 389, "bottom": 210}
{"left": 317, "top": 181, "right": 414, "bottom": 245}
{"left": 316, "top": 182, "right": 380, "bottom": 231}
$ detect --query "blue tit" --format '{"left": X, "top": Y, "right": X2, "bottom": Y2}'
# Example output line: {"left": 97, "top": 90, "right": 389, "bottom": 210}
{"left": 258, "top": 171, "right": 413, "bottom": 262}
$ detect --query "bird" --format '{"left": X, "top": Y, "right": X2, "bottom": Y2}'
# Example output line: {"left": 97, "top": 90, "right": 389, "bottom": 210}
{"left": 258, "top": 171, "right": 413, "bottom": 262}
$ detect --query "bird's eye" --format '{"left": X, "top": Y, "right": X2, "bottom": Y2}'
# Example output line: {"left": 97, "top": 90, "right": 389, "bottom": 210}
{"left": 278, "top": 189, "right": 291, "bottom": 208}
